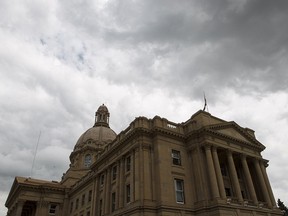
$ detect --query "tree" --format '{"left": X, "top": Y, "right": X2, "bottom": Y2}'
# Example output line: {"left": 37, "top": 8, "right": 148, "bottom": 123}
{"left": 278, "top": 199, "right": 288, "bottom": 216}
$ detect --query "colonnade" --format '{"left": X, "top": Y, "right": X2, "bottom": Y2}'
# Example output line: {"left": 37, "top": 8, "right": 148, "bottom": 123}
{"left": 204, "top": 145, "right": 276, "bottom": 208}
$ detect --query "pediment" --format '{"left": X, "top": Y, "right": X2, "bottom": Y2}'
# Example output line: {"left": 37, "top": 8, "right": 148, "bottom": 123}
{"left": 216, "top": 127, "right": 250, "bottom": 142}
{"left": 207, "top": 122, "right": 265, "bottom": 150}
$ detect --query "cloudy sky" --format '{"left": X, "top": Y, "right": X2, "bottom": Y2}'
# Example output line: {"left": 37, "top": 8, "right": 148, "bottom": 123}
{"left": 1, "top": 0, "right": 288, "bottom": 214}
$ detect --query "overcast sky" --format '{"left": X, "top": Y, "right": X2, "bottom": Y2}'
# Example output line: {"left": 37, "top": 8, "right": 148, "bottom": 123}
{"left": 1, "top": 0, "right": 288, "bottom": 215}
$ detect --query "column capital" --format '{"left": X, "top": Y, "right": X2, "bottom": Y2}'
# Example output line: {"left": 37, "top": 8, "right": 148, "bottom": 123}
{"left": 211, "top": 146, "right": 218, "bottom": 152}
{"left": 226, "top": 149, "right": 233, "bottom": 156}
{"left": 204, "top": 145, "right": 212, "bottom": 150}
{"left": 240, "top": 153, "right": 247, "bottom": 160}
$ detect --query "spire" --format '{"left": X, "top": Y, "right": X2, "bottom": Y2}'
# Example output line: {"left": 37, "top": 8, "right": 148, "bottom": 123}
{"left": 94, "top": 104, "right": 110, "bottom": 127}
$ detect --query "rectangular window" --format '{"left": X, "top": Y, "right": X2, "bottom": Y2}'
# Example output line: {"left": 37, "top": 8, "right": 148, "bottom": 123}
{"left": 99, "top": 199, "right": 103, "bottom": 216}
{"left": 70, "top": 202, "right": 73, "bottom": 213}
{"left": 112, "top": 166, "right": 117, "bottom": 180}
{"left": 100, "top": 174, "right": 105, "bottom": 186}
{"left": 172, "top": 150, "right": 181, "bottom": 165}
{"left": 86, "top": 211, "right": 90, "bottom": 216}
{"left": 76, "top": 198, "right": 79, "bottom": 210}
{"left": 126, "top": 156, "right": 131, "bottom": 172}
{"left": 88, "top": 190, "right": 92, "bottom": 202}
{"left": 126, "top": 184, "right": 131, "bottom": 203}
{"left": 49, "top": 204, "right": 57, "bottom": 215}
{"left": 111, "top": 192, "right": 116, "bottom": 212}
{"left": 82, "top": 194, "right": 85, "bottom": 206}
{"left": 174, "top": 179, "right": 185, "bottom": 203}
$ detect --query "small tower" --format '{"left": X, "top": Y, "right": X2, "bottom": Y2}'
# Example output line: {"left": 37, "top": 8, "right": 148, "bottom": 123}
{"left": 61, "top": 104, "right": 116, "bottom": 186}
{"left": 94, "top": 104, "right": 110, "bottom": 127}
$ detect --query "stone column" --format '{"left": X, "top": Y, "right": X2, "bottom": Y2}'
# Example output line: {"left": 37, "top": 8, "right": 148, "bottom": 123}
{"left": 91, "top": 175, "right": 98, "bottom": 215}
{"left": 254, "top": 159, "right": 272, "bottom": 207}
{"left": 205, "top": 145, "right": 220, "bottom": 199}
{"left": 212, "top": 147, "right": 226, "bottom": 199}
{"left": 241, "top": 155, "right": 258, "bottom": 205}
{"left": 227, "top": 150, "right": 243, "bottom": 202}
{"left": 104, "top": 168, "right": 111, "bottom": 214}
{"left": 143, "top": 144, "right": 152, "bottom": 200}
{"left": 118, "top": 157, "right": 124, "bottom": 208}
{"left": 15, "top": 200, "right": 24, "bottom": 216}
{"left": 134, "top": 147, "right": 140, "bottom": 201}
{"left": 260, "top": 161, "right": 277, "bottom": 207}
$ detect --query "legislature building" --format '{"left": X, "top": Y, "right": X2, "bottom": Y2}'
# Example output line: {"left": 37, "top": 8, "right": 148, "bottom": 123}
{"left": 5, "top": 104, "right": 282, "bottom": 216}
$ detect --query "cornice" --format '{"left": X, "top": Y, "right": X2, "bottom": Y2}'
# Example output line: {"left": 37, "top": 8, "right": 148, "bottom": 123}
{"left": 203, "top": 127, "right": 265, "bottom": 151}
{"left": 151, "top": 126, "right": 185, "bottom": 141}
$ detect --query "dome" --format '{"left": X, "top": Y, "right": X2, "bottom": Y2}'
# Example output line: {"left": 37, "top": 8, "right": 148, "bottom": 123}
{"left": 72, "top": 104, "right": 116, "bottom": 152}
{"left": 74, "top": 126, "right": 117, "bottom": 150}
{"left": 97, "top": 104, "right": 109, "bottom": 113}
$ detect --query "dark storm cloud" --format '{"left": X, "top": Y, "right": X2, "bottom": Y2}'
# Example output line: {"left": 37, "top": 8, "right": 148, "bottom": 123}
{"left": 70, "top": 0, "right": 287, "bottom": 99}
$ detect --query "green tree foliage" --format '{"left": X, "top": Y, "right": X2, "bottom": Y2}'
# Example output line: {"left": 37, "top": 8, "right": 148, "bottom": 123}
{"left": 278, "top": 199, "right": 288, "bottom": 216}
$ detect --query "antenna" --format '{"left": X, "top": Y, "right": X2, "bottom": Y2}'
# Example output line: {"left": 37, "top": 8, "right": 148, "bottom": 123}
{"left": 30, "top": 130, "right": 41, "bottom": 178}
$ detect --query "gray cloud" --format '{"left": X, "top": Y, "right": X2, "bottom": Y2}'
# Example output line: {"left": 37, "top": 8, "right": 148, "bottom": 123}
{"left": 1, "top": 0, "right": 288, "bottom": 214}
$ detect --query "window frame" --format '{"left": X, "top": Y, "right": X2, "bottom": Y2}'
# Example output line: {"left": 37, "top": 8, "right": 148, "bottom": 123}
{"left": 81, "top": 194, "right": 85, "bottom": 206}
{"left": 172, "top": 150, "right": 181, "bottom": 166}
{"left": 126, "top": 184, "right": 131, "bottom": 203}
{"left": 100, "top": 174, "right": 105, "bottom": 186}
{"left": 99, "top": 199, "right": 103, "bottom": 216}
{"left": 76, "top": 198, "right": 79, "bottom": 210}
{"left": 84, "top": 154, "right": 92, "bottom": 167}
{"left": 174, "top": 178, "right": 185, "bottom": 204}
{"left": 70, "top": 202, "right": 73, "bottom": 213}
{"left": 48, "top": 203, "right": 57, "bottom": 215}
{"left": 126, "top": 156, "right": 131, "bottom": 172}
{"left": 111, "top": 192, "right": 116, "bottom": 212}
{"left": 88, "top": 190, "right": 92, "bottom": 202}
{"left": 112, "top": 165, "right": 117, "bottom": 180}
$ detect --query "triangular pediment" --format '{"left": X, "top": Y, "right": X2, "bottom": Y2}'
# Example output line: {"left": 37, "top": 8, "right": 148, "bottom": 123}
{"left": 207, "top": 122, "right": 265, "bottom": 150}
{"left": 216, "top": 127, "right": 249, "bottom": 142}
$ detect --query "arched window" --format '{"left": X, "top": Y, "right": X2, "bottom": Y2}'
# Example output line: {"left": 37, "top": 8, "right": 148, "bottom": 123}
{"left": 84, "top": 154, "right": 92, "bottom": 167}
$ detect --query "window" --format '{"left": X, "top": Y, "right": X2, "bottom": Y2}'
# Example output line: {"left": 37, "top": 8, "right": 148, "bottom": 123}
{"left": 49, "top": 204, "right": 57, "bottom": 215}
{"left": 126, "top": 184, "right": 131, "bottom": 203}
{"left": 70, "top": 202, "right": 73, "bottom": 213}
{"left": 172, "top": 150, "right": 181, "bottom": 165}
{"left": 76, "top": 198, "right": 79, "bottom": 210}
{"left": 99, "top": 199, "right": 103, "bottom": 216}
{"left": 111, "top": 192, "right": 116, "bottom": 212}
{"left": 126, "top": 156, "right": 131, "bottom": 172}
{"left": 174, "top": 179, "right": 184, "bottom": 203}
{"left": 86, "top": 211, "right": 90, "bottom": 216}
{"left": 84, "top": 154, "right": 92, "bottom": 167}
{"left": 100, "top": 174, "right": 105, "bottom": 186}
{"left": 112, "top": 166, "right": 117, "bottom": 180}
{"left": 82, "top": 194, "right": 85, "bottom": 206}
{"left": 88, "top": 190, "right": 92, "bottom": 202}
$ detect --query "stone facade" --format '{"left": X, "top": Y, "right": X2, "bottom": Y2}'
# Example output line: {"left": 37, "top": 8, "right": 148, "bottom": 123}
{"left": 5, "top": 105, "right": 282, "bottom": 216}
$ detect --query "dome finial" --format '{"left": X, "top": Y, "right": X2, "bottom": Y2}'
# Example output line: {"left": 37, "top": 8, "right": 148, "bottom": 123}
{"left": 94, "top": 104, "right": 110, "bottom": 127}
